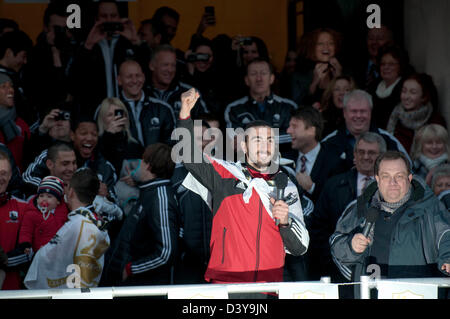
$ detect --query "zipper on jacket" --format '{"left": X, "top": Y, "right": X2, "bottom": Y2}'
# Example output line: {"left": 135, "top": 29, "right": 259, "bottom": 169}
{"left": 254, "top": 200, "right": 263, "bottom": 281}
{"left": 221, "top": 227, "right": 227, "bottom": 264}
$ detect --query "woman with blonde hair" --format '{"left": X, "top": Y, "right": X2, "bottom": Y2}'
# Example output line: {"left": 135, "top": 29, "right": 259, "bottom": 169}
{"left": 97, "top": 97, "right": 143, "bottom": 174}
{"left": 410, "top": 124, "right": 450, "bottom": 181}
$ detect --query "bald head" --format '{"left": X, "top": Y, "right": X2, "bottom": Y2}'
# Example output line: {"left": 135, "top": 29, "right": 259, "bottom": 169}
{"left": 118, "top": 60, "right": 145, "bottom": 100}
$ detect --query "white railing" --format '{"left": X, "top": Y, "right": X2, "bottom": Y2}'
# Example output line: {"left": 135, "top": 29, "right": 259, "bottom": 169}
{"left": 0, "top": 277, "right": 448, "bottom": 299}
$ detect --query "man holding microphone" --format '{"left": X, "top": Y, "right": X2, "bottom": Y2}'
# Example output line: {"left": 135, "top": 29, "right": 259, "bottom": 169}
{"left": 330, "top": 151, "right": 450, "bottom": 297}
{"left": 176, "top": 88, "right": 309, "bottom": 286}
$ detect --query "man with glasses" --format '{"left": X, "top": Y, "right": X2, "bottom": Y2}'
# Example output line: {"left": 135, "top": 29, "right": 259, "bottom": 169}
{"left": 308, "top": 132, "right": 386, "bottom": 282}
{"left": 330, "top": 151, "right": 450, "bottom": 297}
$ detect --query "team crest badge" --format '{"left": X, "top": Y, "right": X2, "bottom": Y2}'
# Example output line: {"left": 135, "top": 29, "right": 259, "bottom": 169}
{"left": 151, "top": 117, "right": 160, "bottom": 126}
{"left": 273, "top": 113, "right": 280, "bottom": 122}
{"left": 242, "top": 117, "right": 251, "bottom": 125}
{"left": 9, "top": 211, "right": 18, "bottom": 221}
{"left": 284, "top": 192, "right": 298, "bottom": 206}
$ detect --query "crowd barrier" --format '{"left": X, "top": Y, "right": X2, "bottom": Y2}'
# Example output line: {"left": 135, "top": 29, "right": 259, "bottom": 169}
{"left": 0, "top": 276, "right": 448, "bottom": 299}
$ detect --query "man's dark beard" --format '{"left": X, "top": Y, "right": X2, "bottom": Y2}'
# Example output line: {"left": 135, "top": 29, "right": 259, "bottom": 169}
{"left": 245, "top": 156, "right": 277, "bottom": 174}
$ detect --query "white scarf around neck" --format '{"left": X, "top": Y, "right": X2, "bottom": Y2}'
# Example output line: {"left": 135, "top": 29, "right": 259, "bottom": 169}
{"left": 419, "top": 153, "right": 448, "bottom": 170}
{"left": 376, "top": 77, "right": 401, "bottom": 99}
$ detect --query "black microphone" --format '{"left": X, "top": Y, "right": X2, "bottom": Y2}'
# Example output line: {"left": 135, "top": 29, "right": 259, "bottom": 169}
{"left": 362, "top": 207, "right": 380, "bottom": 237}
{"left": 273, "top": 173, "right": 288, "bottom": 226}
{"left": 274, "top": 172, "right": 288, "bottom": 200}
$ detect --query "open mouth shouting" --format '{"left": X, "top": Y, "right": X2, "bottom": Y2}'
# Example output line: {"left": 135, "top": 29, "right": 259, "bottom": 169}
{"left": 72, "top": 122, "right": 98, "bottom": 159}
{"left": 79, "top": 143, "right": 95, "bottom": 158}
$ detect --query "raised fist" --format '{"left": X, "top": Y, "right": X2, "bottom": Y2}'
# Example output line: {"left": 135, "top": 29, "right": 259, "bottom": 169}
{"left": 180, "top": 88, "right": 200, "bottom": 118}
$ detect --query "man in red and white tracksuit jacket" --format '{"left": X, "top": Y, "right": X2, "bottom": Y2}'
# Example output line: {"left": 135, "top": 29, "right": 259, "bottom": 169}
{"left": 0, "top": 194, "right": 31, "bottom": 290}
{"left": 177, "top": 89, "right": 309, "bottom": 284}
{"left": 0, "top": 149, "right": 31, "bottom": 290}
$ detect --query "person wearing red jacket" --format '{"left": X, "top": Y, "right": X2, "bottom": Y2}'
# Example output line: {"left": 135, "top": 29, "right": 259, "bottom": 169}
{"left": 177, "top": 88, "right": 309, "bottom": 285}
{"left": 19, "top": 176, "right": 68, "bottom": 254}
{"left": 0, "top": 245, "right": 7, "bottom": 289}
{"left": 0, "top": 150, "right": 30, "bottom": 290}
{"left": 0, "top": 73, "right": 30, "bottom": 172}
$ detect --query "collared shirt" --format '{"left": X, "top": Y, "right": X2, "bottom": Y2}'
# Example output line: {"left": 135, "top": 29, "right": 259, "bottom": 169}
{"left": 296, "top": 143, "right": 321, "bottom": 194}
{"left": 98, "top": 37, "right": 120, "bottom": 98}
{"left": 357, "top": 172, "right": 374, "bottom": 197}
{"left": 122, "top": 90, "right": 145, "bottom": 145}
{"left": 296, "top": 143, "right": 321, "bottom": 175}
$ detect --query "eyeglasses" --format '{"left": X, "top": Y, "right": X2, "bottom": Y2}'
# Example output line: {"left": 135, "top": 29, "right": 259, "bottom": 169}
{"left": 355, "top": 149, "right": 379, "bottom": 157}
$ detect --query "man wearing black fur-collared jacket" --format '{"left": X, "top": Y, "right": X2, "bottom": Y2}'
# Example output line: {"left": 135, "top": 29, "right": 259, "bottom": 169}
{"left": 176, "top": 88, "right": 309, "bottom": 284}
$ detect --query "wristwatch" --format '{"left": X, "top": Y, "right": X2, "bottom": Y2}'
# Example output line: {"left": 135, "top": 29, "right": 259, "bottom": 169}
{"left": 279, "top": 217, "right": 292, "bottom": 228}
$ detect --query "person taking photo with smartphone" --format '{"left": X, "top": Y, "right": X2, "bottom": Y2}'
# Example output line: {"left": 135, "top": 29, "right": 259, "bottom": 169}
{"left": 70, "top": 0, "right": 145, "bottom": 118}
{"left": 24, "top": 2, "right": 76, "bottom": 122}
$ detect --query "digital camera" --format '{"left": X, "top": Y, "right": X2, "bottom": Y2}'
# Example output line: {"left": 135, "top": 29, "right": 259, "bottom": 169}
{"left": 187, "top": 53, "right": 211, "bottom": 63}
{"left": 101, "top": 22, "right": 124, "bottom": 34}
{"left": 55, "top": 110, "right": 70, "bottom": 121}
{"left": 239, "top": 37, "right": 253, "bottom": 46}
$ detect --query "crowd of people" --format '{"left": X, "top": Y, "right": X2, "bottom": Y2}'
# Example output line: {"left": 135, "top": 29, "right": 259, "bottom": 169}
{"left": 0, "top": 0, "right": 449, "bottom": 298}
